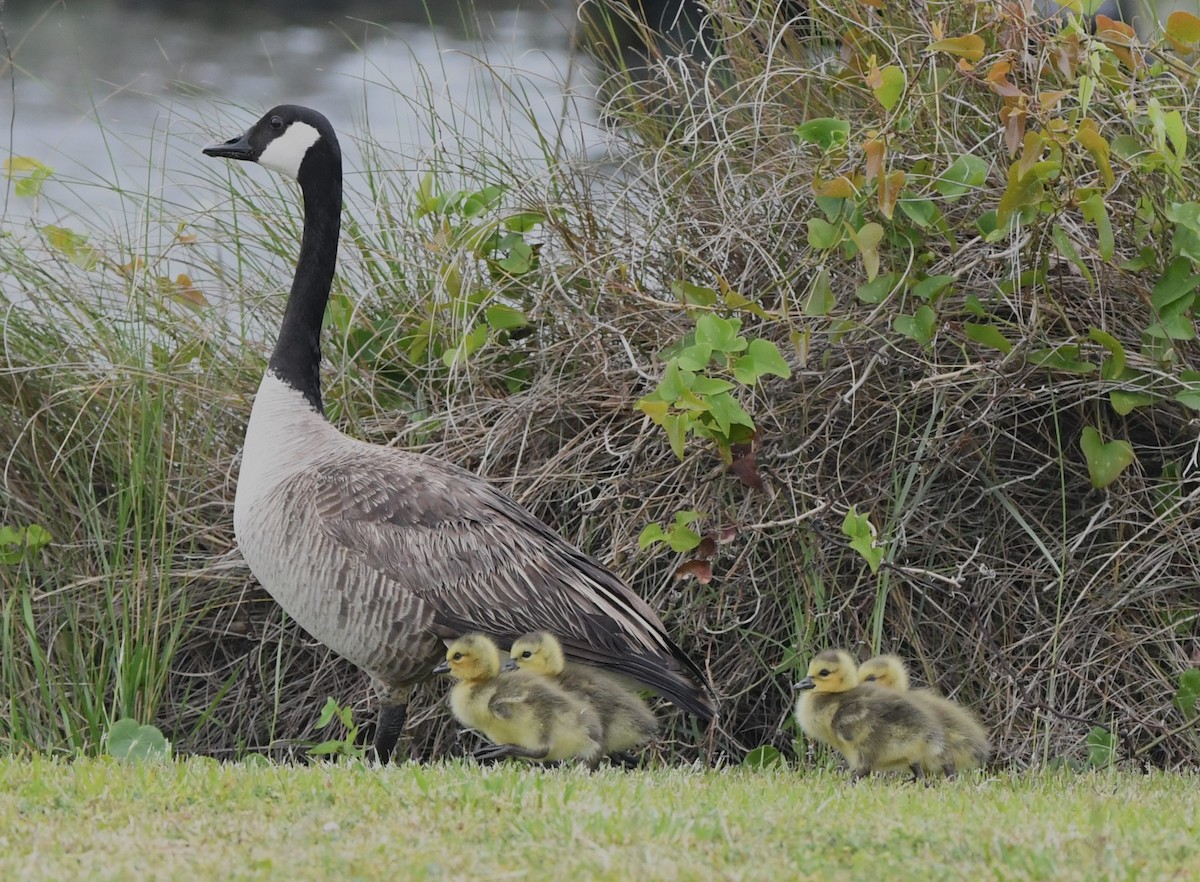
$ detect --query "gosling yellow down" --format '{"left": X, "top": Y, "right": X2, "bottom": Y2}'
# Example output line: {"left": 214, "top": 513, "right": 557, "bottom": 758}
{"left": 794, "top": 649, "right": 946, "bottom": 780}
{"left": 434, "top": 633, "right": 603, "bottom": 764}
{"left": 507, "top": 631, "right": 658, "bottom": 756}
{"left": 858, "top": 654, "right": 990, "bottom": 775}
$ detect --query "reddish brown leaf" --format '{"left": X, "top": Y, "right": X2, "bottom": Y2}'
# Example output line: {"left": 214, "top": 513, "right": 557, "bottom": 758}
{"left": 985, "top": 60, "right": 1023, "bottom": 98}
{"left": 879, "top": 170, "right": 905, "bottom": 220}
{"left": 1038, "top": 90, "right": 1068, "bottom": 112}
{"left": 697, "top": 535, "right": 717, "bottom": 558}
{"left": 863, "top": 135, "right": 885, "bottom": 183}
{"left": 1094, "top": 15, "right": 1140, "bottom": 71}
{"left": 674, "top": 559, "right": 713, "bottom": 584}
{"left": 1000, "top": 98, "right": 1027, "bottom": 158}
{"left": 1052, "top": 33, "right": 1083, "bottom": 79}
{"left": 730, "top": 438, "right": 764, "bottom": 490}
{"left": 814, "top": 174, "right": 860, "bottom": 199}
{"left": 1166, "top": 11, "right": 1200, "bottom": 52}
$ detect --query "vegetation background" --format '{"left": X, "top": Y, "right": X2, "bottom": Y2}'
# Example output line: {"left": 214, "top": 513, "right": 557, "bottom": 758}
{"left": 2, "top": 0, "right": 1200, "bottom": 770}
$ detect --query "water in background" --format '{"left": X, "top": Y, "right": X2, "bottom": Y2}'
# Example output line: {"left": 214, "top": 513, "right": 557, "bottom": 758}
{"left": 2, "top": 0, "right": 598, "bottom": 225}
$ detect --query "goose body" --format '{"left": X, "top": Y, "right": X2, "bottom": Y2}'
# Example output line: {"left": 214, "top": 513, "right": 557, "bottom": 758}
{"left": 858, "top": 654, "right": 990, "bottom": 775}
{"left": 204, "top": 106, "right": 715, "bottom": 762}
{"left": 436, "top": 634, "right": 603, "bottom": 763}
{"left": 794, "top": 649, "right": 946, "bottom": 780}
{"left": 508, "top": 631, "right": 658, "bottom": 756}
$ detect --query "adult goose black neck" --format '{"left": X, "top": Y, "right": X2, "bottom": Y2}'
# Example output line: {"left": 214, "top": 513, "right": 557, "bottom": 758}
{"left": 268, "top": 120, "right": 343, "bottom": 414}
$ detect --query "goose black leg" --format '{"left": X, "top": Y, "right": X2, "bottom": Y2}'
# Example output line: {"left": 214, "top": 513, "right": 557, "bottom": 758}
{"left": 473, "top": 744, "right": 549, "bottom": 762}
{"left": 375, "top": 704, "right": 407, "bottom": 765}
{"left": 607, "top": 751, "right": 642, "bottom": 769}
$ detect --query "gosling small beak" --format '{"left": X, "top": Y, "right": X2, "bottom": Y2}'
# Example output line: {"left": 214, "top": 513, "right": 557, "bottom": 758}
{"left": 432, "top": 660, "right": 450, "bottom": 676}
{"left": 794, "top": 676, "right": 815, "bottom": 691}
{"left": 501, "top": 659, "right": 519, "bottom": 672}
{"left": 202, "top": 130, "right": 255, "bottom": 161}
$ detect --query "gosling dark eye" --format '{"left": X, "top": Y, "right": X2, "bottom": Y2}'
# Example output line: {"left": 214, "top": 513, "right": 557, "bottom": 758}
{"left": 452, "top": 652, "right": 463, "bottom": 661}
{"left": 818, "top": 669, "right": 830, "bottom": 677}
{"left": 521, "top": 651, "right": 532, "bottom": 659}
{"left": 271, "top": 116, "right": 284, "bottom": 130}
{"left": 865, "top": 675, "right": 877, "bottom": 681}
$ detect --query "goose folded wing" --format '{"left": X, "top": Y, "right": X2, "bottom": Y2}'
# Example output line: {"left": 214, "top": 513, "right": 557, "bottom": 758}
{"left": 309, "top": 458, "right": 712, "bottom": 712}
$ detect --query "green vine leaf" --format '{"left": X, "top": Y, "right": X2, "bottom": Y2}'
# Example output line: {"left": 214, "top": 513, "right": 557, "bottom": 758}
{"left": 671, "top": 280, "right": 719, "bottom": 307}
{"left": 894, "top": 305, "right": 936, "bottom": 346}
{"left": 106, "top": 719, "right": 171, "bottom": 762}
{"left": 794, "top": 118, "right": 851, "bottom": 151}
{"left": 842, "top": 506, "right": 885, "bottom": 574}
{"left": 1089, "top": 328, "right": 1126, "bottom": 379}
{"left": 695, "top": 315, "right": 747, "bottom": 354}
{"left": 804, "top": 269, "right": 835, "bottom": 316}
{"left": 0, "top": 524, "right": 52, "bottom": 565}
{"left": 1080, "top": 426, "right": 1135, "bottom": 488}
{"left": 732, "top": 339, "right": 792, "bottom": 385}
{"left": 806, "top": 218, "right": 839, "bottom": 250}
{"left": 1085, "top": 726, "right": 1117, "bottom": 768}
{"left": 964, "top": 323, "right": 1013, "bottom": 354}
{"left": 4, "top": 156, "right": 53, "bottom": 198}
{"left": 1150, "top": 257, "right": 1200, "bottom": 320}
{"left": 1110, "top": 390, "right": 1156, "bottom": 415}
{"left": 912, "top": 275, "right": 953, "bottom": 302}
{"left": 640, "top": 511, "right": 705, "bottom": 553}
{"left": 934, "top": 153, "right": 987, "bottom": 201}
{"left": 1173, "top": 669, "right": 1200, "bottom": 717}
{"left": 856, "top": 271, "right": 898, "bottom": 304}
{"left": 742, "top": 745, "right": 784, "bottom": 769}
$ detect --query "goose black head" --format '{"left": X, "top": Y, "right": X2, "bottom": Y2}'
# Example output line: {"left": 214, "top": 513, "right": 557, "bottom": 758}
{"left": 203, "top": 105, "right": 339, "bottom": 181}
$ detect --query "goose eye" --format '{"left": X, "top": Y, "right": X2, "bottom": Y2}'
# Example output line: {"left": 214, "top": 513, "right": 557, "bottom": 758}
{"left": 864, "top": 675, "right": 877, "bottom": 681}
{"left": 521, "top": 651, "right": 532, "bottom": 659}
{"left": 818, "top": 669, "right": 830, "bottom": 677}
{"left": 270, "top": 116, "right": 284, "bottom": 130}
{"left": 452, "top": 652, "right": 463, "bottom": 661}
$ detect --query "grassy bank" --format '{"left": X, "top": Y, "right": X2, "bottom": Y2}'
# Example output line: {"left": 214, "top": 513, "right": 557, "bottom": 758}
{"left": 0, "top": 757, "right": 1197, "bottom": 881}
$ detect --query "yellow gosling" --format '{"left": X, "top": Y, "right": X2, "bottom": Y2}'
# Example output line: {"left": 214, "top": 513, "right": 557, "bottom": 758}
{"left": 794, "top": 649, "right": 946, "bottom": 780}
{"left": 507, "top": 631, "right": 658, "bottom": 756}
{"left": 434, "top": 634, "right": 602, "bottom": 764}
{"left": 858, "top": 654, "right": 990, "bottom": 775}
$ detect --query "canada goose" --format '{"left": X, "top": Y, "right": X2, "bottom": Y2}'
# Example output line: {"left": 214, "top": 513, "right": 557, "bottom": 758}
{"left": 507, "top": 631, "right": 658, "bottom": 756}
{"left": 858, "top": 654, "right": 990, "bottom": 775}
{"left": 203, "top": 106, "right": 715, "bottom": 763}
{"left": 433, "top": 633, "right": 603, "bottom": 763}
{"left": 793, "top": 649, "right": 945, "bottom": 780}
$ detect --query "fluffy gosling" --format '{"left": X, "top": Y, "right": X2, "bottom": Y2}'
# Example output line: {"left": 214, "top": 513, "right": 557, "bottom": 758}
{"left": 858, "top": 654, "right": 990, "bottom": 775}
{"left": 794, "top": 648, "right": 946, "bottom": 780}
{"left": 507, "top": 631, "right": 658, "bottom": 757}
{"left": 434, "top": 633, "right": 602, "bottom": 764}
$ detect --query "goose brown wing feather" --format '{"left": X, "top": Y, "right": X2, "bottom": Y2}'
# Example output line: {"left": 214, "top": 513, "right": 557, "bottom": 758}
{"left": 311, "top": 456, "right": 716, "bottom": 718}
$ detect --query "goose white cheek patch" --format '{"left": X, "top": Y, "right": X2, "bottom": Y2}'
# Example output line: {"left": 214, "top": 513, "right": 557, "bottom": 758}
{"left": 258, "top": 121, "right": 322, "bottom": 179}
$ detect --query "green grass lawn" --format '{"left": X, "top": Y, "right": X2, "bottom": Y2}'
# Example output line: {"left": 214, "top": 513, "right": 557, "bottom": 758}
{"left": 1, "top": 757, "right": 1197, "bottom": 881}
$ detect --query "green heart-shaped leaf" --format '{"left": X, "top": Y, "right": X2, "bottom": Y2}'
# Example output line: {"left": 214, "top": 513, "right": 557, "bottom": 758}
{"left": 872, "top": 66, "right": 906, "bottom": 110}
{"left": 743, "top": 745, "right": 783, "bottom": 769}
{"left": 794, "top": 118, "right": 851, "bottom": 151}
{"left": 841, "top": 506, "right": 885, "bottom": 574}
{"left": 1173, "top": 669, "right": 1200, "bottom": 717}
{"left": 106, "top": 718, "right": 170, "bottom": 762}
{"left": 1080, "top": 426, "right": 1136, "bottom": 488}
{"left": 1085, "top": 726, "right": 1117, "bottom": 768}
